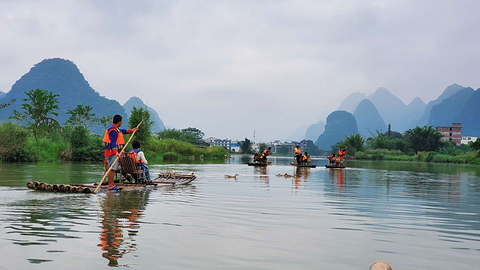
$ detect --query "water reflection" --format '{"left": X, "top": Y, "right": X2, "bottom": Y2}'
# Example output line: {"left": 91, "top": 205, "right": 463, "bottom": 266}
{"left": 328, "top": 168, "right": 346, "bottom": 192}
{"left": 98, "top": 191, "right": 150, "bottom": 267}
{"left": 253, "top": 166, "right": 269, "bottom": 185}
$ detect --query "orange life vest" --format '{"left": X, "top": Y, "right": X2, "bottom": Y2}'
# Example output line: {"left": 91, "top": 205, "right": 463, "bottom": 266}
{"left": 129, "top": 149, "right": 144, "bottom": 164}
{"left": 103, "top": 125, "right": 125, "bottom": 150}
{"left": 262, "top": 149, "right": 270, "bottom": 156}
{"left": 339, "top": 149, "right": 345, "bottom": 158}
{"left": 294, "top": 148, "right": 301, "bottom": 155}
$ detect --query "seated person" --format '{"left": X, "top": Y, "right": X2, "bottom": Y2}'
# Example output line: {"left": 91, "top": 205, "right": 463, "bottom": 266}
{"left": 328, "top": 153, "right": 336, "bottom": 165}
{"left": 303, "top": 152, "right": 311, "bottom": 165}
{"left": 128, "top": 140, "right": 150, "bottom": 181}
{"left": 253, "top": 153, "right": 259, "bottom": 162}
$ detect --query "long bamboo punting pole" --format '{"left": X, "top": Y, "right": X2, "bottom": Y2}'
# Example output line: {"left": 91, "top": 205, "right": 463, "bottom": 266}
{"left": 94, "top": 121, "right": 143, "bottom": 193}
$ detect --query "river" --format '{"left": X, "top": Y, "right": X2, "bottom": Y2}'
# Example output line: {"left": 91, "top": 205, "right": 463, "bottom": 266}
{"left": 0, "top": 156, "right": 479, "bottom": 269}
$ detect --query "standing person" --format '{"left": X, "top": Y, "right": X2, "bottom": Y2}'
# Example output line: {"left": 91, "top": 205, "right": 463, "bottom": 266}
{"left": 338, "top": 146, "right": 348, "bottom": 165}
{"left": 259, "top": 147, "right": 271, "bottom": 164}
{"left": 129, "top": 140, "right": 150, "bottom": 181}
{"left": 103, "top": 115, "right": 138, "bottom": 190}
{"left": 294, "top": 145, "right": 302, "bottom": 164}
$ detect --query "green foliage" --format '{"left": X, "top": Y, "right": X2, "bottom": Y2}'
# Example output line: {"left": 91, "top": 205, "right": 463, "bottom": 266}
{"left": 258, "top": 143, "right": 267, "bottom": 153}
{"left": 470, "top": 139, "right": 480, "bottom": 150}
{"left": 239, "top": 138, "right": 253, "bottom": 154}
{"left": 157, "top": 127, "right": 207, "bottom": 146}
{"left": 342, "top": 134, "right": 365, "bottom": 156}
{"left": 0, "top": 122, "right": 36, "bottom": 162}
{"left": 10, "top": 89, "right": 60, "bottom": 139}
{"left": 163, "top": 152, "right": 181, "bottom": 161}
{"left": 65, "top": 104, "right": 96, "bottom": 130}
{"left": 146, "top": 138, "right": 227, "bottom": 160}
{"left": 0, "top": 97, "right": 15, "bottom": 112}
{"left": 61, "top": 126, "right": 103, "bottom": 161}
{"left": 277, "top": 145, "right": 289, "bottom": 155}
{"left": 367, "top": 132, "right": 406, "bottom": 152}
{"left": 404, "top": 126, "right": 443, "bottom": 152}
{"left": 128, "top": 106, "right": 154, "bottom": 143}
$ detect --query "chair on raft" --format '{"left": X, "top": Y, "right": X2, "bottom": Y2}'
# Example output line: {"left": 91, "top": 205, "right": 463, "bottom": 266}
{"left": 118, "top": 153, "right": 147, "bottom": 183}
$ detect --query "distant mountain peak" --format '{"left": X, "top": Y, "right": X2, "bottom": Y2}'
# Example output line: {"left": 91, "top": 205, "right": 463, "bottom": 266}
{"left": 123, "top": 96, "right": 166, "bottom": 132}
{"left": 408, "top": 97, "right": 425, "bottom": 107}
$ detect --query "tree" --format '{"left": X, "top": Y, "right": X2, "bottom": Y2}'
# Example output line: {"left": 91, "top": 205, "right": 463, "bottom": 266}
{"left": 342, "top": 134, "right": 365, "bottom": 156}
{"left": 0, "top": 93, "right": 15, "bottom": 113}
{"left": 277, "top": 145, "right": 289, "bottom": 155}
{"left": 128, "top": 107, "right": 154, "bottom": 143}
{"left": 10, "top": 89, "right": 59, "bottom": 140}
{"left": 239, "top": 138, "right": 253, "bottom": 154}
{"left": 404, "top": 126, "right": 443, "bottom": 152}
{"left": 303, "top": 140, "right": 321, "bottom": 156}
{"left": 97, "top": 115, "right": 113, "bottom": 133}
{"left": 258, "top": 143, "right": 267, "bottom": 152}
{"left": 181, "top": 127, "right": 204, "bottom": 142}
{"left": 65, "top": 104, "right": 96, "bottom": 131}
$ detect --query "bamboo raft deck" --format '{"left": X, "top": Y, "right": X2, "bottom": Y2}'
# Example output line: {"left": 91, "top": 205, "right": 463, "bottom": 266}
{"left": 26, "top": 172, "right": 196, "bottom": 193}
{"left": 325, "top": 164, "right": 346, "bottom": 168}
{"left": 248, "top": 162, "right": 269, "bottom": 167}
{"left": 290, "top": 163, "right": 317, "bottom": 168}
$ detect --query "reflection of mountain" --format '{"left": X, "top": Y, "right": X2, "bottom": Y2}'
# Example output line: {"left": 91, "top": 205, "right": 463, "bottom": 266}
{"left": 99, "top": 191, "right": 150, "bottom": 267}
{"left": 315, "top": 111, "right": 358, "bottom": 150}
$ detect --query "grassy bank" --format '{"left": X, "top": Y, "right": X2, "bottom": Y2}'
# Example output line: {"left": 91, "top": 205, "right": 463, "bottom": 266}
{"left": 355, "top": 149, "right": 480, "bottom": 165}
{"left": 0, "top": 123, "right": 228, "bottom": 163}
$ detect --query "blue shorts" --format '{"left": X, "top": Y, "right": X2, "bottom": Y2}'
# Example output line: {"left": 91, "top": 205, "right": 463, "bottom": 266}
{"left": 106, "top": 155, "right": 119, "bottom": 170}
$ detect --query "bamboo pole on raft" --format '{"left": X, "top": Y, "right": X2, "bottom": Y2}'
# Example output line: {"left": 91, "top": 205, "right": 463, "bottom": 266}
{"left": 94, "top": 121, "right": 143, "bottom": 193}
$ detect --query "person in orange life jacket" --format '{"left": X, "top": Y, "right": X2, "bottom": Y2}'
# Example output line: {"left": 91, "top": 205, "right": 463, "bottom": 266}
{"left": 259, "top": 147, "right": 271, "bottom": 163}
{"left": 103, "top": 114, "right": 138, "bottom": 190}
{"left": 328, "top": 153, "right": 336, "bottom": 165}
{"left": 338, "top": 146, "right": 348, "bottom": 165}
{"left": 294, "top": 145, "right": 302, "bottom": 164}
{"left": 253, "top": 153, "right": 259, "bottom": 162}
{"left": 302, "top": 152, "right": 311, "bottom": 165}
{"left": 129, "top": 140, "right": 150, "bottom": 181}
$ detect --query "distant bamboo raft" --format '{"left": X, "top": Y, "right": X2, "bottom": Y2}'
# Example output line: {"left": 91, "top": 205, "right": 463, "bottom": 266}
{"left": 25, "top": 171, "right": 196, "bottom": 193}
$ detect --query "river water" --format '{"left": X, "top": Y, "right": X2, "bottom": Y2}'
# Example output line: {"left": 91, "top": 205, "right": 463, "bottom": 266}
{"left": 0, "top": 156, "right": 479, "bottom": 269}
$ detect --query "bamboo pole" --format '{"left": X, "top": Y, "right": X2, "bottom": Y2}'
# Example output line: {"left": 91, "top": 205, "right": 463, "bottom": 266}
{"left": 94, "top": 121, "right": 143, "bottom": 193}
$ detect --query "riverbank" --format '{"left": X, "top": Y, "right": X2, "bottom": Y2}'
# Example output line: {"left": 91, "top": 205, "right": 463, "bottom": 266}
{"left": 354, "top": 149, "right": 480, "bottom": 165}
{"left": 0, "top": 123, "right": 228, "bottom": 163}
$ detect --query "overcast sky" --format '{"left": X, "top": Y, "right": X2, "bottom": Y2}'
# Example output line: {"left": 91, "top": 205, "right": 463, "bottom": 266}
{"left": 1, "top": 0, "right": 479, "bottom": 141}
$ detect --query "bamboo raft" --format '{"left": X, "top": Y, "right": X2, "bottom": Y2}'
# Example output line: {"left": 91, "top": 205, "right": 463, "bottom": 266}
{"left": 248, "top": 162, "right": 269, "bottom": 167}
{"left": 26, "top": 172, "right": 196, "bottom": 193}
{"left": 290, "top": 162, "right": 317, "bottom": 168}
{"left": 325, "top": 164, "right": 345, "bottom": 168}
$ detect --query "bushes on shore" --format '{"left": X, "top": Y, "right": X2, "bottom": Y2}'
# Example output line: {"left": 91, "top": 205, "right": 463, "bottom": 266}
{"left": 0, "top": 122, "right": 227, "bottom": 163}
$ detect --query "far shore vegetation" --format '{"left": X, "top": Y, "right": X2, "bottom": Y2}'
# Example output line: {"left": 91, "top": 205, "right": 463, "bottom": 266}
{"left": 0, "top": 89, "right": 227, "bottom": 163}
{"left": 334, "top": 124, "right": 480, "bottom": 165}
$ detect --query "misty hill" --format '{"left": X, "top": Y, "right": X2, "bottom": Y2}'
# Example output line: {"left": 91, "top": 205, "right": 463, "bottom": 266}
{"left": 0, "top": 58, "right": 129, "bottom": 133}
{"left": 428, "top": 87, "right": 474, "bottom": 126}
{"left": 405, "top": 97, "right": 426, "bottom": 129}
{"left": 428, "top": 87, "right": 480, "bottom": 136}
{"left": 0, "top": 92, "right": 5, "bottom": 100}
{"left": 416, "top": 83, "right": 465, "bottom": 126}
{"left": 123, "top": 96, "right": 166, "bottom": 132}
{"left": 368, "top": 87, "right": 414, "bottom": 132}
{"left": 315, "top": 111, "right": 358, "bottom": 150}
{"left": 304, "top": 121, "right": 325, "bottom": 141}
{"left": 353, "top": 99, "right": 386, "bottom": 138}
{"left": 337, "top": 92, "right": 367, "bottom": 113}
{"left": 457, "top": 89, "right": 480, "bottom": 136}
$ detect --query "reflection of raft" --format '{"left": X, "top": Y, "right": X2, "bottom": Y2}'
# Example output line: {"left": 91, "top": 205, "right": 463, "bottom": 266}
{"left": 26, "top": 172, "right": 196, "bottom": 193}
{"left": 325, "top": 164, "right": 345, "bottom": 168}
{"left": 291, "top": 164, "right": 317, "bottom": 168}
{"left": 248, "top": 162, "right": 269, "bottom": 166}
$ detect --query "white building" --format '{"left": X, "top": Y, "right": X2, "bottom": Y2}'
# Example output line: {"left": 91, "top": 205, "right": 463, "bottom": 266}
{"left": 230, "top": 143, "right": 241, "bottom": 153}
{"left": 461, "top": 136, "right": 478, "bottom": 145}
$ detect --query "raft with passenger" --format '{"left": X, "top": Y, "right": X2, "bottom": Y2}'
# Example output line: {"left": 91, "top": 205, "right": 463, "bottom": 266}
{"left": 325, "top": 164, "right": 345, "bottom": 168}
{"left": 248, "top": 162, "right": 270, "bottom": 167}
{"left": 26, "top": 171, "right": 196, "bottom": 193}
{"left": 290, "top": 162, "right": 316, "bottom": 168}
